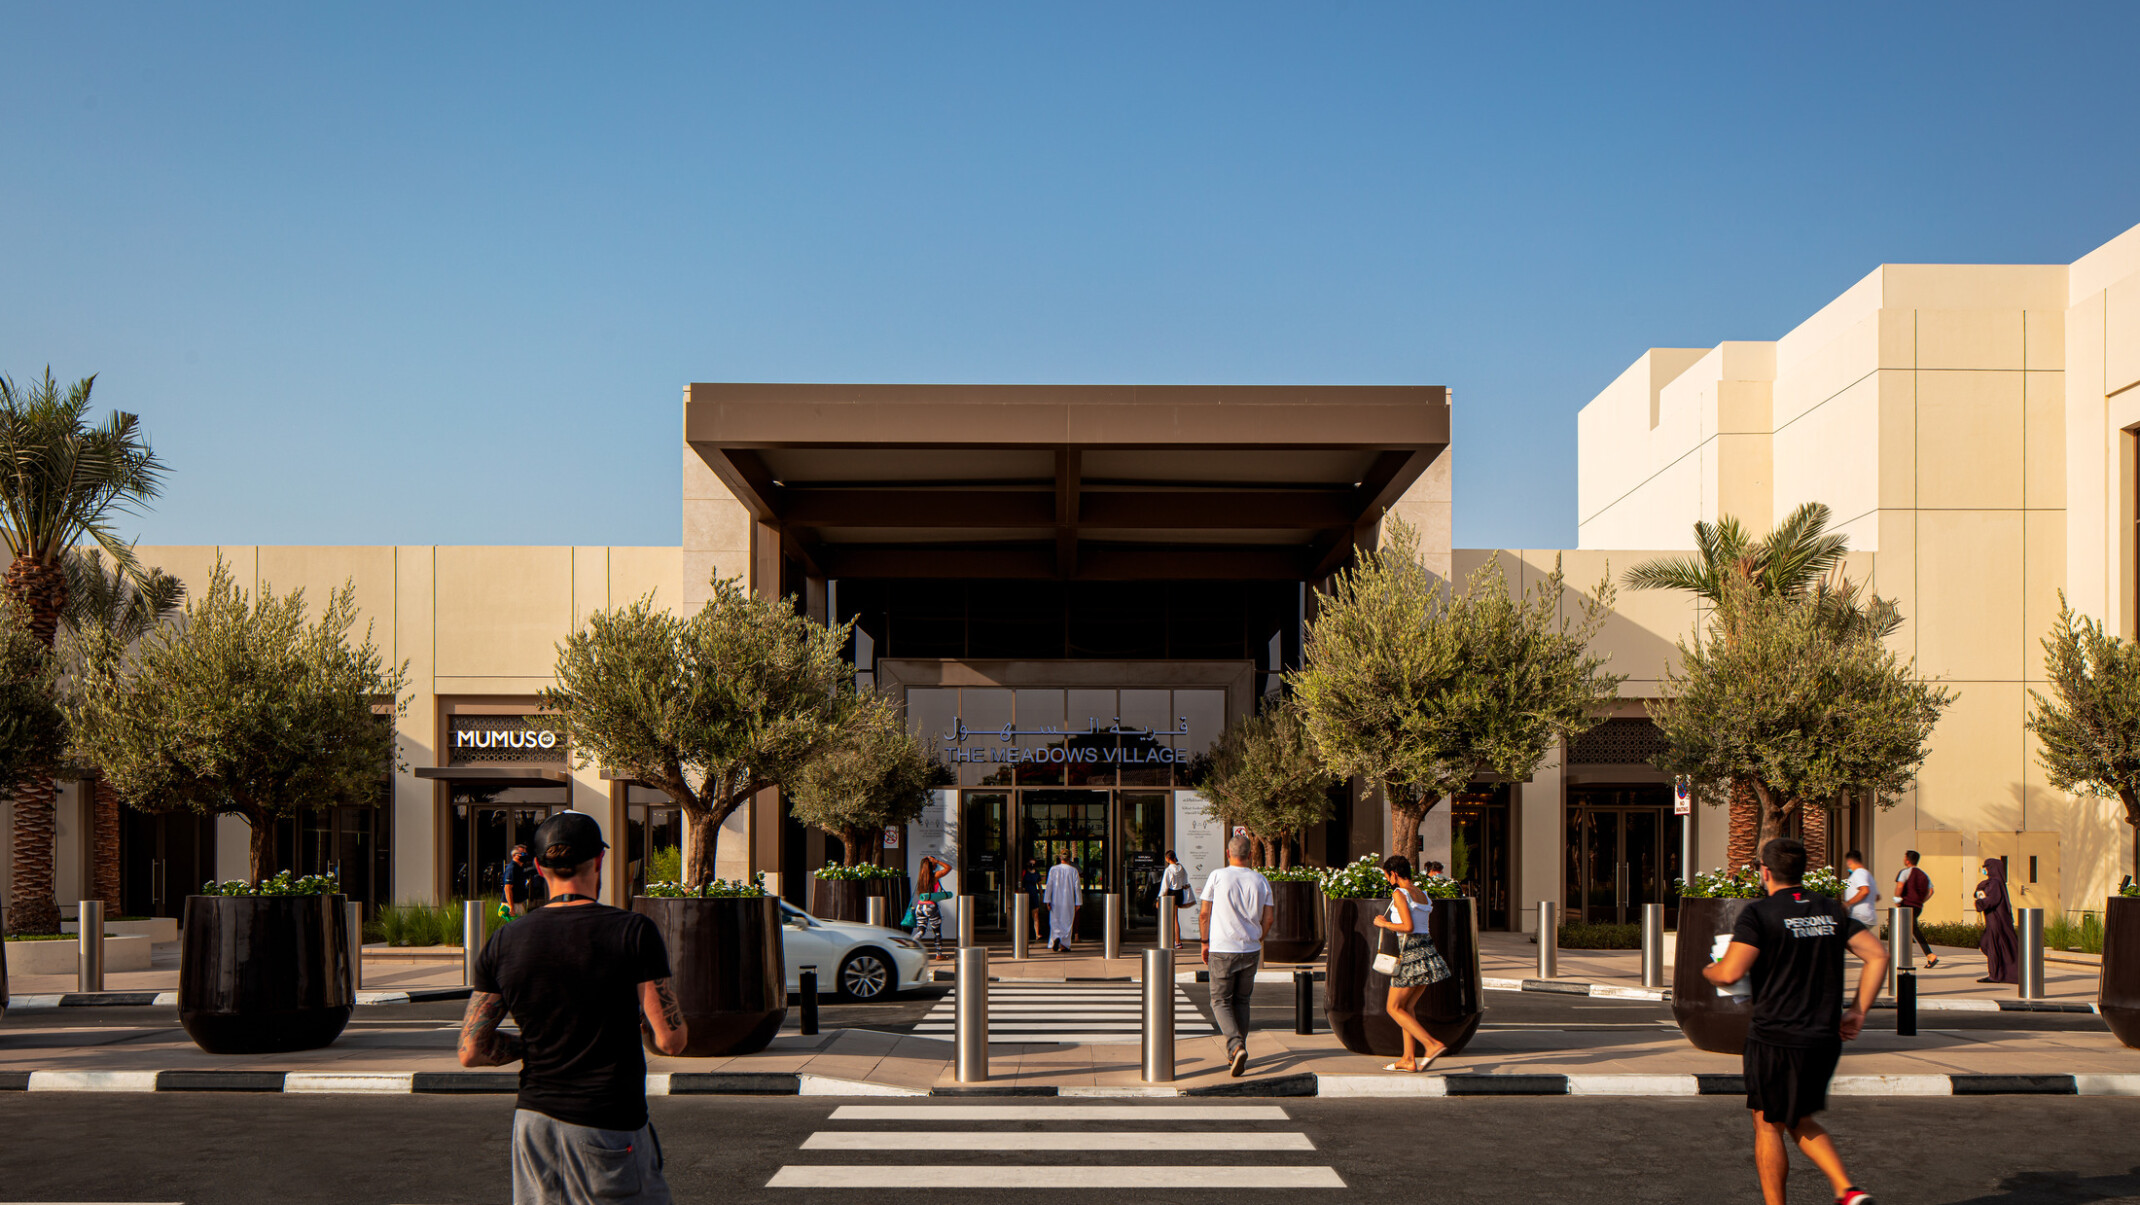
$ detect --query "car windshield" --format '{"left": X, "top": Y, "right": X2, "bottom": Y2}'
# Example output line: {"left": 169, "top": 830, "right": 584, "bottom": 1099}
{"left": 779, "top": 902, "right": 815, "bottom": 926}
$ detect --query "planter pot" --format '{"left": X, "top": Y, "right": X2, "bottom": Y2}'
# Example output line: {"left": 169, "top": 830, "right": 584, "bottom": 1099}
{"left": 1671, "top": 897, "right": 1755, "bottom": 1054}
{"left": 1262, "top": 880, "right": 1325, "bottom": 964}
{"left": 1323, "top": 896, "right": 1484, "bottom": 1057}
{"left": 1, "top": 901, "right": 9, "bottom": 1020}
{"left": 179, "top": 894, "right": 354, "bottom": 1054}
{"left": 2102, "top": 896, "right": 2140, "bottom": 1049}
{"left": 633, "top": 895, "right": 786, "bottom": 1057}
{"left": 810, "top": 878, "right": 867, "bottom": 923}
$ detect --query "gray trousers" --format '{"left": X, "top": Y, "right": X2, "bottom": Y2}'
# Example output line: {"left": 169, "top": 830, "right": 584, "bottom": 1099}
{"left": 1207, "top": 950, "right": 1260, "bottom": 1055}
{"left": 512, "top": 1109, "right": 671, "bottom": 1205}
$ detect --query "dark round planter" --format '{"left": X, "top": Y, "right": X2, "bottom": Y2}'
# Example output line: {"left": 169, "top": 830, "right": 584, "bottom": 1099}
{"left": 1323, "top": 896, "right": 1484, "bottom": 1057}
{"left": 2101, "top": 896, "right": 2140, "bottom": 1049}
{"left": 633, "top": 895, "right": 786, "bottom": 1057}
{"left": 178, "top": 894, "right": 354, "bottom": 1054}
{"left": 1262, "top": 880, "right": 1326, "bottom": 964}
{"left": 810, "top": 878, "right": 867, "bottom": 922}
{"left": 1672, "top": 896, "right": 1755, "bottom": 1054}
{"left": 874, "top": 876, "right": 912, "bottom": 928}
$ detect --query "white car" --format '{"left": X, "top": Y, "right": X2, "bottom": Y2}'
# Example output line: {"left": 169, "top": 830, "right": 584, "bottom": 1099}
{"left": 778, "top": 899, "right": 932, "bottom": 1001}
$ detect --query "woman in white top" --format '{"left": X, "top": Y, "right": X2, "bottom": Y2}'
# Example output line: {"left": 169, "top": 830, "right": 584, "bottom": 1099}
{"left": 1370, "top": 854, "right": 1451, "bottom": 1072}
{"left": 1156, "top": 851, "right": 1190, "bottom": 949}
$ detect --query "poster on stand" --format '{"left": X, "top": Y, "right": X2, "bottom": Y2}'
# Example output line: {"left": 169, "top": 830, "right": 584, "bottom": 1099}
{"left": 909, "top": 789, "right": 959, "bottom": 931}
{"left": 1173, "top": 790, "right": 1224, "bottom": 940}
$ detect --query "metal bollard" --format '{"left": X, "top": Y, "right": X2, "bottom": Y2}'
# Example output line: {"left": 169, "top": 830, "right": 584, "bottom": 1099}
{"left": 1640, "top": 903, "right": 1664, "bottom": 988}
{"left": 78, "top": 900, "right": 104, "bottom": 993}
{"left": 2018, "top": 907, "right": 2045, "bottom": 999}
{"left": 346, "top": 900, "right": 364, "bottom": 991}
{"left": 463, "top": 900, "right": 485, "bottom": 987}
{"left": 1536, "top": 901, "right": 1557, "bottom": 979}
{"left": 1103, "top": 893, "right": 1122, "bottom": 961}
{"left": 957, "top": 896, "right": 976, "bottom": 949}
{"left": 1158, "top": 895, "right": 1176, "bottom": 951}
{"left": 1294, "top": 968, "right": 1315, "bottom": 1034}
{"left": 798, "top": 966, "right": 819, "bottom": 1035}
{"left": 955, "top": 946, "right": 988, "bottom": 1082}
{"left": 1012, "top": 894, "right": 1030, "bottom": 961}
{"left": 1888, "top": 905, "right": 1915, "bottom": 995}
{"left": 866, "top": 896, "right": 886, "bottom": 929}
{"left": 1897, "top": 970, "right": 1917, "bottom": 1037}
{"left": 1141, "top": 946, "right": 1174, "bottom": 1082}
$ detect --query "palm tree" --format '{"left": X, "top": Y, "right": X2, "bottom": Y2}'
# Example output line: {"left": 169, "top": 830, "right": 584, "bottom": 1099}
{"left": 0, "top": 369, "right": 164, "bottom": 933}
{"left": 61, "top": 550, "right": 183, "bottom": 915}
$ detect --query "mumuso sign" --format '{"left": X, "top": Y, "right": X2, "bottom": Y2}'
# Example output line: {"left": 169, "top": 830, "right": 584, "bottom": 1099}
{"left": 448, "top": 716, "right": 567, "bottom": 765}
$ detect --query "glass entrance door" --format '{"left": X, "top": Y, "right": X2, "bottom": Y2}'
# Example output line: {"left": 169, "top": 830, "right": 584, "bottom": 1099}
{"left": 1020, "top": 789, "right": 1108, "bottom": 940}
{"left": 1566, "top": 787, "right": 1682, "bottom": 925}
{"left": 449, "top": 784, "right": 568, "bottom": 904}
{"left": 1120, "top": 791, "right": 1167, "bottom": 932}
{"left": 963, "top": 792, "right": 1009, "bottom": 931}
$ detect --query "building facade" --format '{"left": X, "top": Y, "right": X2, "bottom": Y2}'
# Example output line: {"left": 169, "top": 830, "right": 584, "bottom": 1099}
{"left": 5, "top": 221, "right": 2139, "bottom": 934}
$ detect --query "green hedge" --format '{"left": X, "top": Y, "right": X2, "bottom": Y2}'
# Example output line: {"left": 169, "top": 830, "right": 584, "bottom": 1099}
{"left": 365, "top": 897, "right": 502, "bottom": 947}
{"left": 1558, "top": 921, "right": 1642, "bottom": 949}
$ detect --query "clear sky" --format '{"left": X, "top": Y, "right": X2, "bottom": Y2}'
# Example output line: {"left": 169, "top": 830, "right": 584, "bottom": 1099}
{"left": 4, "top": 3, "right": 2137, "bottom": 552}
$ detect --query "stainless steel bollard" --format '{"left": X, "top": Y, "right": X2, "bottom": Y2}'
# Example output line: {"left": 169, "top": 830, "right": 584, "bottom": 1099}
{"left": 2018, "top": 907, "right": 2045, "bottom": 999}
{"left": 463, "top": 900, "right": 485, "bottom": 987}
{"left": 866, "top": 897, "right": 886, "bottom": 928}
{"left": 1103, "top": 893, "right": 1122, "bottom": 961}
{"left": 957, "top": 896, "right": 976, "bottom": 949}
{"left": 1536, "top": 901, "right": 1557, "bottom": 979}
{"left": 1640, "top": 903, "right": 1664, "bottom": 988}
{"left": 1141, "top": 946, "right": 1174, "bottom": 1082}
{"left": 78, "top": 900, "right": 104, "bottom": 993}
{"left": 955, "top": 946, "right": 988, "bottom": 1082}
{"left": 1888, "top": 905, "right": 1915, "bottom": 995}
{"left": 346, "top": 900, "right": 364, "bottom": 991}
{"left": 1011, "top": 894, "right": 1030, "bottom": 961}
{"left": 1158, "top": 895, "right": 1176, "bottom": 950}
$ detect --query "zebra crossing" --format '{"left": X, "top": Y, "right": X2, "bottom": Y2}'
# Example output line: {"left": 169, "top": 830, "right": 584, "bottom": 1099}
{"left": 911, "top": 980, "right": 1218, "bottom": 1046}
{"left": 766, "top": 1102, "right": 1345, "bottom": 1188}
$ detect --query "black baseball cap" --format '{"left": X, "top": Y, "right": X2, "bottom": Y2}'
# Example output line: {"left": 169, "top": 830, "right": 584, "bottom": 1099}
{"left": 533, "top": 811, "right": 609, "bottom": 869}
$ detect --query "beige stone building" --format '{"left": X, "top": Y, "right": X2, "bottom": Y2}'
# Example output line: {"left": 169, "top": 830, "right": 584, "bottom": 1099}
{"left": 5, "top": 222, "right": 2138, "bottom": 937}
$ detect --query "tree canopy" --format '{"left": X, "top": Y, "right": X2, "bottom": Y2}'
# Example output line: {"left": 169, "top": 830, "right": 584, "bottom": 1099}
{"left": 2027, "top": 596, "right": 2140, "bottom": 866}
{"left": 1190, "top": 704, "right": 1336, "bottom": 867}
{"left": 1648, "top": 574, "right": 1950, "bottom": 848}
{"left": 543, "top": 579, "right": 851, "bottom": 887}
{"left": 66, "top": 560, "right": 408, "bottom": 882}
{"left": 789, "top": 691, "right": 945, "bottom": 867}
{"left": 1290, "top": 519, "right": 1623, "bottom": 859}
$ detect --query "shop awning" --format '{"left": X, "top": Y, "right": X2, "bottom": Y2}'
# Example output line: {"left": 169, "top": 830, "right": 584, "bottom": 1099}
{"left": 414, "top": 766, "right": 570, "bottom": 784}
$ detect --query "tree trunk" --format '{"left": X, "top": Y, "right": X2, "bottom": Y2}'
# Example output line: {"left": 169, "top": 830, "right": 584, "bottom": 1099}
{"left": 1279, "top": 831, "right": 1294, "bottom": 869}
{"left": 247, "top": 815, "right": 276, "bottom": 883}
{"left": 1749, "top": 782, "right": 1796, "bottom": 854}
{"left": 1800, "top": 803, "right": 1830, "bottom": 870}
{"left": 682, "top": 807, "right": 724, "bottom": 888}
{"left": 4, "top": 555, "right": 67, "bottom": 647}
{"left": 1389, "top": 785, "right": 1428, "bottom": 863}
{"left": 7, "top": 776, "right": 59, "bottom": 933}
{"left": 1726, "top": 779, "right": 1760, "bottom": 871}
{"left": 91, "top": 777, "right": 123, "bottom": 912}
{"left": 836, "top": 828, "right": 863, "bottom": 867}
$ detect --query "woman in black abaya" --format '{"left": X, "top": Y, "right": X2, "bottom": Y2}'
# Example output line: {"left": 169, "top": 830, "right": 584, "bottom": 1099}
{"left": 1974, "top": 857, "right": 2019, "bottom": 984}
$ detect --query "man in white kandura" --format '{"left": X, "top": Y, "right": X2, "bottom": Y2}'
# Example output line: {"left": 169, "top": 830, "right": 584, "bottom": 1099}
{"left": 1044, "top": 848, "right": 1083, "bottom": 952}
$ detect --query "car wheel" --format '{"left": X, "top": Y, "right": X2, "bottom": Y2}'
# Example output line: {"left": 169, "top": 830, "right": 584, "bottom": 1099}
{"left": 838, "top": 948, "right": 894, "bottom": 1001}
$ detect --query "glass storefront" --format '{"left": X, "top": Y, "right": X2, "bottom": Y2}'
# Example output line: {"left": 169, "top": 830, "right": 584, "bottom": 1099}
{"left": 448, "top": 783, "right": 569, "bottom": 903}
{"left": 1563, "top": 784, "right": 1682, "bottom": 926}
{"left": 625, "top": 783, "right": 682, "bottom": 896}
{"left": 1449, "top": 784, "right": 1511, "bottom": 931}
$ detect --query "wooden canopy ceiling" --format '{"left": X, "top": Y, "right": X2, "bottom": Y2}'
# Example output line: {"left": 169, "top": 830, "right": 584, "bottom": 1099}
{"left": 685, "top": 384, "right": 1449, "bottom": 581}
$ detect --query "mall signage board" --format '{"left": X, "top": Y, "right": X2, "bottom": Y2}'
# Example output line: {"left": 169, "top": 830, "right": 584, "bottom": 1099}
{"left": 447, "top": 715, "right": 567, "bottom": 765}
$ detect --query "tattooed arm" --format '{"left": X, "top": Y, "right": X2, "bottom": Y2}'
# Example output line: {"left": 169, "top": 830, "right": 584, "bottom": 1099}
{"left": 639, "top": 977, "right": 689, "bottom": 1056}
{"left": 457, "top": 991, "right": 524, "bottom": 1068}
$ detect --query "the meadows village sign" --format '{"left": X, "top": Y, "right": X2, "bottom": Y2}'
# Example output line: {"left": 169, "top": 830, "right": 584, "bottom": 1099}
{"left": 936, "top": 716, "right": 1191, "bottom": 767}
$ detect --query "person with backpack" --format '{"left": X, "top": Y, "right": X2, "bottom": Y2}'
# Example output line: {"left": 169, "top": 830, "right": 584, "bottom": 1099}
{"left": 1156, "top": 850, "right": 1191, "bottom": 949}
{"left": 1893, "top": 851, "right": 1939, "bottom": 968}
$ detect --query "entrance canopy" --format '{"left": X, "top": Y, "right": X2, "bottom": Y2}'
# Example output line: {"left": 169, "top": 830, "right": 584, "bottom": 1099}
{"left": 685, "top": 384, "right": 1449, "bottom": 580}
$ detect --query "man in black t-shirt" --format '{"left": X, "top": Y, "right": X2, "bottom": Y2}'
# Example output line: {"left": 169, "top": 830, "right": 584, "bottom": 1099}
{"left": 1705, "top": 837, "right": 1889, "bottom": 1205}
{"left": 461, "top": 811, "right": 687, "bottom": 1204}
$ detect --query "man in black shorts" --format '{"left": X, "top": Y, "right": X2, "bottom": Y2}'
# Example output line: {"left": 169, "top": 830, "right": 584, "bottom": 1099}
{"left": 1704, "top": 836, "right": 1888, "bottom": 1205}
{"left": 459, "top": 811, "right": 688, "bottom": 1204}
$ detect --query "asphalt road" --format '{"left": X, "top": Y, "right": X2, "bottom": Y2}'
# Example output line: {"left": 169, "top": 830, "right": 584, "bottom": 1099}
{"left": 0, "top": 1093, "right": 2135, "bottom": 1204}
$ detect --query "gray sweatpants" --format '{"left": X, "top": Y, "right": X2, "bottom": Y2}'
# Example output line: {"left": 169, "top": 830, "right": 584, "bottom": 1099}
{"left": 512, "top": 1109, "right": 671, "bottom": 1205}
{"left": 1207, "top": 950, "right": 1260, "bottom": 1056}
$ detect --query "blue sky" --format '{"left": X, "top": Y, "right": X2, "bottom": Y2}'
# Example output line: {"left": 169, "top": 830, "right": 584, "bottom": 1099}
{"left": 4, "top": 3, "right": 2137, "bottom": 551}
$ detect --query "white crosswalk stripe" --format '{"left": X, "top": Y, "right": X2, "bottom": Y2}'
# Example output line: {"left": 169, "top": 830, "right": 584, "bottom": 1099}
{"left": 769, "top": 1102, "right": 1344, "bottom": 1189}
{"left": 910, "top": 982, "right": 1217, "bottom": 1046}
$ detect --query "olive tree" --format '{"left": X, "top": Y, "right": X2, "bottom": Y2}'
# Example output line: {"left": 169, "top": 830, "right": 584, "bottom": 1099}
{"left": 1648, "top": 575, "right": 1950, "bottom": 849}
{"left": 543, "top": 579, "right": 850, "bottom": 887}
{"left": 1190, "top": 704, "right": 1335, "bottom": 868}
{"left": 67, "top": 561, "right": 409, "bottom": 883}
{"left": 789, "top": 691, "right": 944, "bottom": 866}
{"left": 1290, "top": 519, "right": 1623, "bottom": 861}
{"left": 2027, "top": 596, "right": 2140, "bottom": 874}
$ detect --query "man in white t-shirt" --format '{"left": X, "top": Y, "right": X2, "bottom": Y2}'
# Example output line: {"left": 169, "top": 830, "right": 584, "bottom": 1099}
{"left": 1843, "top": 850, "right": 1878, "bottom": 928}
{"left": 1197, "top": 835, "right": 1275, "bottom": 1078}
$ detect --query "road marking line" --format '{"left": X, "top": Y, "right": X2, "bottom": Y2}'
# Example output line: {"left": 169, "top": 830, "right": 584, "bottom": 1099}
{"left": 801, "top": 1130, "right": 1314, "bottom": 1151}
{"left": 768, "top": 1165, "right": 1343, "bottom": 1188}
{"left": 798, "top": 1075, "right": 929, "bottom": 1097}
{"left": 283, "top": 1071, "right": 417, "bottom": 1094}
{"left": 25, "top": 1071, "right": 162, "bottom": 1093}
{"left": 827, "top": 1104, "right": 1291, "bottom": 1120}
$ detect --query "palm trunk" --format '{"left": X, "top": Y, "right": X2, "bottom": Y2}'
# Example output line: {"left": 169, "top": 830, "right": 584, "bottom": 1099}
{"left": 5, "top": 555, "right": 67, "bottom": 647}
{"left": 7, "top": 777, "right": 59, "bottom": 933}
{"left": 1726, "top": 779, "right": 1760, "bottom": 871}
{"left": 91, "top": 777, "right": 123, "bottom": 911}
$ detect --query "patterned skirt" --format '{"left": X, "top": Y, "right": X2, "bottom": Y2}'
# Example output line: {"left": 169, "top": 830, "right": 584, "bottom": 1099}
{"left": 1392, "top": 931, "right": 1451, "bottom": 987}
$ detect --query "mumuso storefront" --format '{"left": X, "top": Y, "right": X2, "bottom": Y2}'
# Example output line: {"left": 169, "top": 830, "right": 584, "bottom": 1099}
{"left": 684, "top": 383, "right": 1452, "bottom": 932}
{"left": 415, "top": 711, "right": 571, "bottom": 902}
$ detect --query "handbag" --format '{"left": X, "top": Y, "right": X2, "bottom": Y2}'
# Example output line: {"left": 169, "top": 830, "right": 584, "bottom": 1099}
{"left": 1371, "top": 926, "right": 1401, "bottom": 977}
{"left": 899, "top": 906, "right": 915, "bottom": 927}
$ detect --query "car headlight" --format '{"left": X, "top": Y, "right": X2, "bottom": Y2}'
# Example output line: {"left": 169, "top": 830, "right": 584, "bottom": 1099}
{"left": 890, "top": 937, "right": 923, "bottom": 950}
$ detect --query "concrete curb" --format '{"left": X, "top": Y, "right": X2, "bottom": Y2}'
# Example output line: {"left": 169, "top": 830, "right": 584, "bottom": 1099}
{"left": 3, "top": 987, "right": 474, "bottom": 1011}
{"left": 3, "top": 1069, "right": 2132, "bottom": 1098}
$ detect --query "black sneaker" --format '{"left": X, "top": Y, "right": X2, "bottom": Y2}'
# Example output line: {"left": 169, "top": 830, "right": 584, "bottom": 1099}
{"left": 1230, "top": 1048, "right": 1248, "bottom": 1077}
